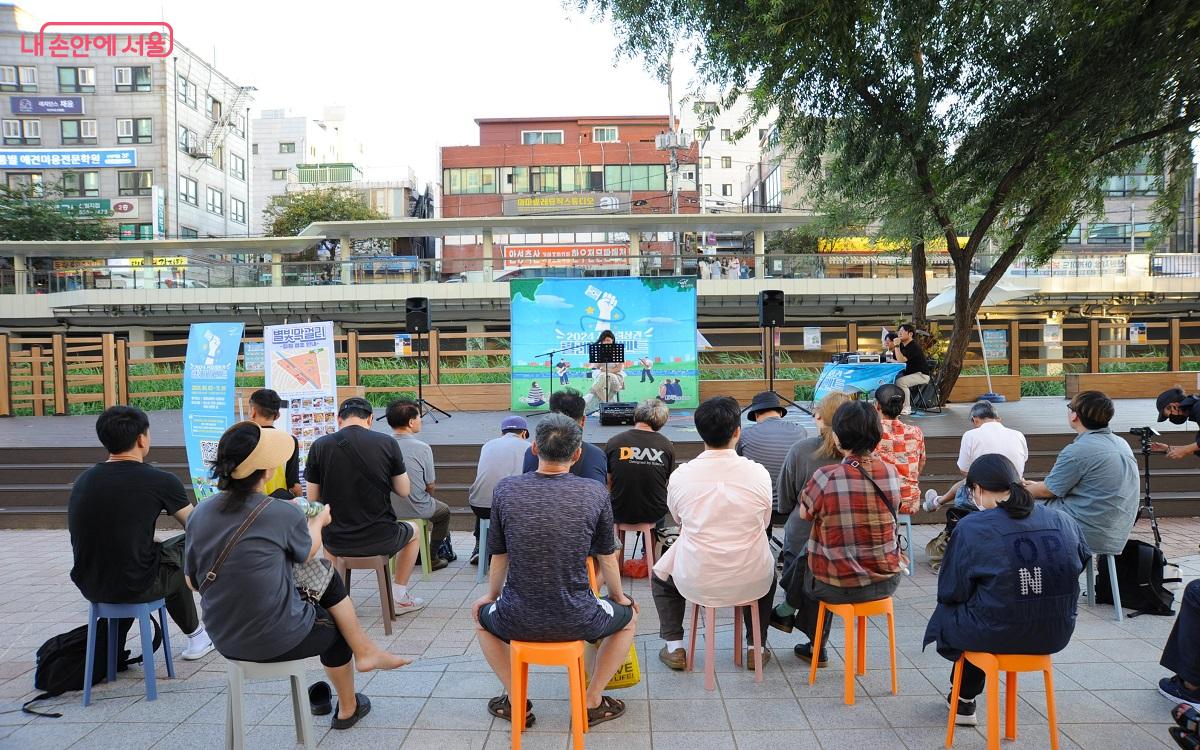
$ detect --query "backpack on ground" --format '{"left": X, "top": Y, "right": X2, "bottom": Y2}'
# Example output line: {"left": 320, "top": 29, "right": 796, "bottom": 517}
{"left": 23, "top": 615, "right": 161, "bottom": 717}
{"left": 1097, "top": 539, "right": 1180, "bottom": 617}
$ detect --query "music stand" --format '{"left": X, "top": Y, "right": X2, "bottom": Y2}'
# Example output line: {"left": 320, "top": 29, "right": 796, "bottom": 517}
{"left": 589, "top": 343, "right": 625, "bottom": 403}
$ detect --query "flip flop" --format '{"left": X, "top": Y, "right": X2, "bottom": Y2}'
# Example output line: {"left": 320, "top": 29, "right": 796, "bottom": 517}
{"left": 307, "top": 681, "right": 332, "bottom": 716}
{"left": 586, "top": 695, "right": 625, "bottom": 726}
{"left": 487, "top": 695, "right": 535, "bottom": 727}
{"left": 331, "top": 693, "right": 371, "bottom": 730}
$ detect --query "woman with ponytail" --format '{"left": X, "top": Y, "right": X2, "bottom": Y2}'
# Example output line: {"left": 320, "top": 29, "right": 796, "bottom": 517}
{"left": 923, "top": 453, "right": 1091, "bottom": 727}
{"left": 872, "top": 383, "right": 926, "bottom": 514}
{"left": 185, "top": 422, "right": 410, "bottom": 730}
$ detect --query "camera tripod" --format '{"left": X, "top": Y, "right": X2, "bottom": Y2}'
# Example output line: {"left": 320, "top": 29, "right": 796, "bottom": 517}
{"left": 1131, "top": 428, "right": 1164, "bottom": 548}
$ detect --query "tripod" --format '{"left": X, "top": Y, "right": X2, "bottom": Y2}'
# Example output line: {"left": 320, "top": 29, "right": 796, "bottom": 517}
{"left": 761, "top": 326, "right": 811, "bottom": 417}
{"left": 413, "top": 329, "right": 451, "bottom": 423}
{"left": 1134, "top": 431, "right": 1164, "bottom": 548}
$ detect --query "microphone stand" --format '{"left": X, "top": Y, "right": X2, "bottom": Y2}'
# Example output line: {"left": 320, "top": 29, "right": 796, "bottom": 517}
{"left": 530, "top": 341, "right": 592, "bottom": 416}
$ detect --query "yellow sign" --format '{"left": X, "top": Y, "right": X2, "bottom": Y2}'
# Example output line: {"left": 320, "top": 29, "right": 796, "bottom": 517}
{"left": 817, "top": 236, "right": 970, "bottom": 254}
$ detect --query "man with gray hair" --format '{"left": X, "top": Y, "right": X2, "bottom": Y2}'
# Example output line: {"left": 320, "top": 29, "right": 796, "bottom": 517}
{"left": 472, "top": 413, "right": 638, "bottom": 728}
{"left": 605, "top": 398, "right": 676, "bottom": 525}
{"left": 923, "top": 400, "right": 1029, "bottom": 511}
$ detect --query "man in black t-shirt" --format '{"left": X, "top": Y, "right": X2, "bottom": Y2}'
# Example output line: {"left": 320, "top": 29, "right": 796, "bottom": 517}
{"left": 305, "top": 397, "right": 426, "bottom": 615}
{"left": 68, "top": 406, "right": 213, "bottom": 660}
{"left": 890, "top": 323, "right": 931, "bottom": 415}
{"left": 605, "top": 399, "right": 676, "bottom": 525}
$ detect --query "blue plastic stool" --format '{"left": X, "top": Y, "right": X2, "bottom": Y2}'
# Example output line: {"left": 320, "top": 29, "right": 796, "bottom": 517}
{"left": 477, "top": 517, "right": 491, "bottom": 584}
{"left": 897, "top": 514, "right": 913, "bottom": 576}
{"left": 83, "top": 598, "right": 175, "bottom": 706}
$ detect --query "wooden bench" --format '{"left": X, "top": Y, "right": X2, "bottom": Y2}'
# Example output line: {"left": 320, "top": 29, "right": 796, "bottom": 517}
{"left": 1066, "top": 371, "right": 1200, "bottom": 399}
{"left": 948, "top": 375, "right": 1022, "bottom": 403}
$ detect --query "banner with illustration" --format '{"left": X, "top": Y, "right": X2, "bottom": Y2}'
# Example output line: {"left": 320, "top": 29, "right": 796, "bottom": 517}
{"left": 182, "top": 322, "right": 244, "bottom": 500}
{"left": 264, "top": 322, "right": 338, "bottom": 478}
{"left": 509, "top": 277, "right": 698, "bottom": 411}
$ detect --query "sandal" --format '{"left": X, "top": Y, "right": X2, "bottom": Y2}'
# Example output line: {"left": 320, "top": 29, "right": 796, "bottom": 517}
{"left": 586, "top": 695, "right": 625, "bottom": 726}
{"left": 487, "top": 695, "right": 535, "bottom": 727}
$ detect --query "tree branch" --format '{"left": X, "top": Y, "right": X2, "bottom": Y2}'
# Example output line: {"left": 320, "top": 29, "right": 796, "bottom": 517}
{"left": 970, "top": 193, "right": 1056, "bottom": 310}
{"left": 1091, "top": 110, "right": 1199, "bottom": 162}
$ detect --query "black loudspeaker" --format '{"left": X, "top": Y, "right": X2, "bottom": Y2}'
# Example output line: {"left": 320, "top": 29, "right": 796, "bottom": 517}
{"left": 758, "top": 289, "right": 785, "bottom": 327}
{"left": 405, "top": 297, "right": 430, "bottom": 333}
{"left": 599, "top": 402, "right": 637, "bottom": 426}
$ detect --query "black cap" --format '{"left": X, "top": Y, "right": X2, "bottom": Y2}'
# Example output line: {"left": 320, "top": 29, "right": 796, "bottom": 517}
{"left": 338, "top": 396, "right": 374, "bottom": 418}
{"left": 746, "top": 391, "right": 787, "bottom": 420}
{"left": 1157, "top": 387, "right": 1186, "bottom": 422}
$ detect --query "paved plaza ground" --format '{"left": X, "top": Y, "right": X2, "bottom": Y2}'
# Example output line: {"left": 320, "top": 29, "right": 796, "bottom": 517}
{"left": 0, "top": 519, "right": 1196, "bottom": 750}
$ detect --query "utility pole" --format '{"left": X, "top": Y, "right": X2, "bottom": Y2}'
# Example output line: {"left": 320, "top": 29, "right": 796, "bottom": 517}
{"left": 667, "top": 50, "right": 679, "bottom": 219}
{"left": 1130, "top": 202, "right": 1136, "bottom": 254}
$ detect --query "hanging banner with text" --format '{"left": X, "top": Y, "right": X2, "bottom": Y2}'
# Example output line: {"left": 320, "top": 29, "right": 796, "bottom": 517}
{"left": 182, "top": 322, "right": 244, "bottom": 501}
{"left": 981, "top": 328, "right": 1008, "bottom": 362}
{"left": 508, "top": 276, "right": 698, "bottom": 411}
{"left": 265, "top": 322, "right": 338, "bottom": 475}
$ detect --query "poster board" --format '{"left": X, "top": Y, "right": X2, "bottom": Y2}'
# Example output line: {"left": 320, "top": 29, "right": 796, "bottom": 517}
{"left": 182, "top": 322, "right": 244, "bottom": 500}
{"left": 265, "top": 322, "right": 338, "bottom": 476}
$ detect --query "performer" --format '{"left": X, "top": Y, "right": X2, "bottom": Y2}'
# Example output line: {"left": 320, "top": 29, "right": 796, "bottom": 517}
{"left": 1153, "top": 387, "right": 1200, "bottom": 460}
{"left": 584, "top": 330, "right": 625, "bottom": 413}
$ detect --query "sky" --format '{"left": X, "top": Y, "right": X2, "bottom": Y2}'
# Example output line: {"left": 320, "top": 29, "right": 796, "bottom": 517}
{"left": 23, "top": 0, "right": 690, "bottom": 184}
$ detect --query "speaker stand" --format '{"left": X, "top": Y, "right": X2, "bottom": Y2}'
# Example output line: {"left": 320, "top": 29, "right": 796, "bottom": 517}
{"left": 762, "top": 326, "right": 812, "bottom": 417}
{"left": 414, "top": 329, "right": 451, "bottom": 422}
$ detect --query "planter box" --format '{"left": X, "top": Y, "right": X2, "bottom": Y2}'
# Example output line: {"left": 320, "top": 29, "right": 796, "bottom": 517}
{"left": 1065, "top": 371, "right": 1200, "bottom": 399}
{"left": 948, "top": 375, "right": 1022, "bottom": 402}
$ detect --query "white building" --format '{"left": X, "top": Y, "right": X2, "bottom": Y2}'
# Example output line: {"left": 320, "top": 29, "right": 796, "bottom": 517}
{"left": 0, "top": 5, "right": 253, "bottom": 240}
{"left": 679, "top": 94, "right": 774, "bottom": 215}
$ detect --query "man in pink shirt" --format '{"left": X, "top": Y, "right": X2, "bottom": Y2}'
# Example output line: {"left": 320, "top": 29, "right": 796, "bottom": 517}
{"left": 651, "top": 396, "right": 776, "bottom": 670}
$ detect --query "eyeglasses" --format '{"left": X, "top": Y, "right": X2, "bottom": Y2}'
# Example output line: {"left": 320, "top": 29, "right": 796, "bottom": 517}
{"left": 1066, "top": 404, "right": 1075, "bottom": 413}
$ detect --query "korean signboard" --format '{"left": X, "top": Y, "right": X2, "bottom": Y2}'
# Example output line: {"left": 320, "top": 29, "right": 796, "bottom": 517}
{"left": 502, "top": 192, "right": 629, "bottom": 216}
{"left": 0, "top": 148, "right": 136, "bottom": 169}
{"left": 10, "top": 96, "right": 84, "bottom": 115}
{"left": 502, "top": 243, "right": 629, "bottom": 269}
{"left": 21, "top": 22, "right": 174, "bottom": 58}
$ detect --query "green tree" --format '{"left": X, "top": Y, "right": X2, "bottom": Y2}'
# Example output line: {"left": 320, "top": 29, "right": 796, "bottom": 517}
{"left": 262, "top": 188, "right": 386, "bottom": 258}
{"left": 587, "top": 0, "right": 1200, "bottom": 399}
{"left": 0, "top": 183, "right": 114, "bottom": 240}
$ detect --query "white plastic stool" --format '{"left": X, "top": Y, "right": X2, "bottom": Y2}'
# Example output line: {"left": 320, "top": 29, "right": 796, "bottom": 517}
{"left": 477, "top": 517, "right": 491, "bottom": 584}
{"left": 1084, "top": 554, "right": 1124, "bottom": 622}
{"left": 226, "top": 659, "right": 316, "bottom": 750}
{"left": 897, "top": 514, "right": 913, "bottom": 576}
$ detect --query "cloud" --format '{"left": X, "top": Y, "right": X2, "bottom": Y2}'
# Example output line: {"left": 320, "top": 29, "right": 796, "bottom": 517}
{"left": 637, "top": 316, "right": 678, "bottom": 325}
{"left": 534, "top": 294, "right": 573, "bottom": 309}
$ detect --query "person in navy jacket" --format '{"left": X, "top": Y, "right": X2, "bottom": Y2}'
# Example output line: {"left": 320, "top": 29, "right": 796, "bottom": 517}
{"left": 924, "top": 453, "right": 1090, "bottom": 726}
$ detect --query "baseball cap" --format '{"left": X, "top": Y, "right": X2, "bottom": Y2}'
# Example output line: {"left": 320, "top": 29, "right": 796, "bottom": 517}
{"left": 501, "top": 415, "right": 529, "bottom": 433}
{"left": 231, "top": 423, "right": 295, "bottom": 479}
{"left": 338, "top": 396, "right": 375, "bottom": 418}
{"left": 1157, "top": 387, "right": 1185, "bottom": 422}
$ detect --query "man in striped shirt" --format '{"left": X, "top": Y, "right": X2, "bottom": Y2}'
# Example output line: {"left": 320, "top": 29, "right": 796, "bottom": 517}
{"left": 736, "top": 391, "right": 807, "bottom": 506}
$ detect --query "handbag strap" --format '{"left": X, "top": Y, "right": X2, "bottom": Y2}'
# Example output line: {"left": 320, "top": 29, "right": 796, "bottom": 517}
{"left": 199, "top": 496, "right": 273, "bottom": 594}
{"left": 336, "top": 436, "right": 395, "bottom": 499}
{"left": 848, "top": 459, "right": 898, "bottom": 521}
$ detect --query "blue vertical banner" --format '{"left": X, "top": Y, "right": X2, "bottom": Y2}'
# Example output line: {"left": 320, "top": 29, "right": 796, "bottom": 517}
{"left": 183, "top": 322, "right": 244, "bottom": 501}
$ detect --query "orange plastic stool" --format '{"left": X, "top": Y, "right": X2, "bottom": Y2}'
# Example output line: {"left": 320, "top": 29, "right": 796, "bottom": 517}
{"left": 685, "top": 601, "right": 764, "bottom": 690}
{"left": 614, "top": 522, "right": 656, "bottom": 576}
{"left": 509, "top": 640, "right": 588, "bottom": 750}
{"left": 946, "top": 652, "right": 1058, "bottom": 750}
{"left": 808, "top": 597, "right": 898, "bottom": 705}
{"left": 586, "top": 556, "right": 600, "bottom": 596}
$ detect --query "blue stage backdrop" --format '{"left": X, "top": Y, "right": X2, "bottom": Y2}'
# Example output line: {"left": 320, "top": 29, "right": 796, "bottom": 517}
{"left": 509, "top": 277, "right": 698, "bottom": 411}
{"left": 182, "top": 322, "right": 244, "bottom": 500}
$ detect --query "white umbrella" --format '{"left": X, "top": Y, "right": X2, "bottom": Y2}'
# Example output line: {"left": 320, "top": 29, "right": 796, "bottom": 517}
{"left": 925, "top": 275, "right": 1035, "bottom": 399}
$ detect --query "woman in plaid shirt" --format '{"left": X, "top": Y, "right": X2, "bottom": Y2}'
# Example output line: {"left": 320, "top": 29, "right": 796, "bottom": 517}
{"left": 873, "top": 384, "right": 926, "bottom": 514}
{"left": 791, "top": 400, "right": 903, "bottom": 667}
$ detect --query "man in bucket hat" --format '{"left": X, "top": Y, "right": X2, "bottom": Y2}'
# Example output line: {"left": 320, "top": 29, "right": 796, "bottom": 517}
{"left": 736, "top": 391, "right": 807, "bottom": 507}
{"left": 1152, "top": 387, "right": 1200, "bottom": 460}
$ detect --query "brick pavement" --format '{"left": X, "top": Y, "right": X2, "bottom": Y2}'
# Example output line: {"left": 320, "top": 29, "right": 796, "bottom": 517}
{"left": 0, "top": 523, "right": 1197, "bottom": 750}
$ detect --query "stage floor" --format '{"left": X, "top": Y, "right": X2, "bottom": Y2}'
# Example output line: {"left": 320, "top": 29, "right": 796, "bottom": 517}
{"left": 0, "top": 396, "right": 1189, "bottom": 449}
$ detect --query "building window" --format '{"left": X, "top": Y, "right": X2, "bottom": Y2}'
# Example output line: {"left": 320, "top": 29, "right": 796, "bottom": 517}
{"left": 178, "top": 175, "right": 198, "bottom": 206}
{"left": 0, "top": 65, "right": 38, "bottom": 92}
{"left": 60, "top": 119, "right": 97, "bottom": 145}
{"left": 702, "top": 156, "right": 711, "bottom": 169}
{"left": 271, "top": 169, "right": 287, "bottom": 180}
{"left": 210, "top": 145, "right": 224, "bottom": 170}
{"left": 1064, "top": 225, "right": 1082, "bottom": 244}
{"left": 721, "top": 156, "right": 732, "bottom": 169}
{"left": 279, "top": 142, "right": 296, "bottom": 154}
{"left": 205, "top": 94, "right": 222, "bottom": 121}
{"left": 530, "top": 165, "right": 559, "bottom": 193}
{"left": 719, "top": 128, "right": 731, "bottom": 141}
{"left": 178, "top": 125, "right": 196, "bottom": 153}
{"left": 116, "top": 117, "right": 152, "bottom": 144}
{"left": 230, "top": 196, "right": 246, "bottom": 224}
{"left": 6, "top": 172, "right": 42, "bottom": 192}
{"left": 1087, "top": 221, "right": 1158, "bottom": 245}
{"left": 2, "top": 118, "right": 39, "bottom": 145}
{"left": 115, "top": 66, "right": 151, "bottom": 92}
{"left": 177, "top": 76, "right": 196, "bottom": 107}
{"left": 61, "top": 171, "right": 99, "bottom": 197}
{"left": 230, "top": 153, "right": 245, "bottom": 181}
{"left": 206, "top": 186, "right": 223, "bottom": 215}
{"left": 251, "top": 143, "right": 258, "bottom": 155}
{"left": 693, "top": 128, "right": 708, "bottom": 142}
{"left": 593, "top": 126, "right": 619, "bottom": 143}
{"left": 442, "top": 167, "right": 500, "bottom": 195}
{"left": 721, "top": 183, "right": 732, "bottom": 196}
{"left": 57, "top": 66, "right": 95, "bottom": 93}
{"left": 601, "top": 164, "right": 667, "bottom": 192}
{"left": 230, "top": 113, "right": 245, "bottom": 138}
{"left": 179, "top": 226, "right": 199, "bottom": 239}
{"left": 118, "top": 170, "right": 152, "bottom": 196}
{"left": 119, "top": 222, "right": 153, "bottom": 240}
{"left": 703, "top": 184, "right": 711, "bottom": 196}
{"left": 520, "top": 130, "right": 564, "bottom": 145}
{"left": 758, "top": 128, "right": 769, "bottom": 142}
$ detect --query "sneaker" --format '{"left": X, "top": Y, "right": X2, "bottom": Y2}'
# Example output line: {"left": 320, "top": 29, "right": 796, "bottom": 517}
{"left": 658, "top": 645, "right": 686, "bottom": 671}
{"left": 181, "top": 630, "right": 214, "bottom": 661}
{"left": 768, "top": 607, "right": 796, "bottom": 633}
{"left": 470, "top": 551, "right": 480, "bottom": 566}
{"left": 1161, "top": 676, "right": 1200, "bottom": 710}
{"left": 946, "top": 693, "right": 978, "bottom": 726}
{"left": 793, "top": 642, "right": 828, "bottom": 667}
{"left": 745, "top": 646, "right": 771, "bottom": 670}
{"left": 901, "top": 408, "right": 913, "bottom": 417}
{"left": 394, "top": 596, "right": 427, "bottom": 616}
{"left": 923, "top": 489, "right": 941, "bottom": 513}
{"left": 431, "top": 557, "right": 450, "bottom": 572}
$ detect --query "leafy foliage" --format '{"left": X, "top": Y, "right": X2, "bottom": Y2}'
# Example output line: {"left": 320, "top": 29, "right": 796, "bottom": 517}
{"left": 262, "top": 187, "right": 386, "bottom": 259}
{"left": 0, "top": 183, "right": 114, "bottom": 241}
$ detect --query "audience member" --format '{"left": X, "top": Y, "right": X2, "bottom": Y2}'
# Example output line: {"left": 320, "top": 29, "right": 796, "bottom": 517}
{"left": 888, "top": 323, "right": 931, "bottom": 415}
{"left": 521, "top": 388, "right": 607, "bottom": 484}
{"left": 872, "top": 384, "right": 926, "bottom": 514}
{"left": 305, "top": 397, "right": 425, "bottom": 615}
{"left": 605, "top": 398, "right": 676, "bottom": 526}
{"left": 652, "top": 396, "right": 776, "bottom": 670}
{"left": 924, "top": 454, "right": 1089, "bottom": 726}
{"left": 790, "top": 400, "right": 903, "bottom": 666}
{"left": 186, "top": 422, "right": 409, "bottom": 730}
{"left": 247, "top": 388, "right": 301, "bottom": 498}
{"left": 386, "top": 399, "right": 452, "bottom": 571}
{"left": 1025, "top": 390, "right": 1139, "bottom": 557}
{"left": 1160, "top": 579, "right": 1200, "bottom": 709}
{"left": 467, "top": 416, "right": 529, "bottom": 565}
{"left": 925, "top": 400, "right": 1028, "bottom": 511}
{"left": 472, "top": 414, "right": 637, "bottom": 728}
{"left": 68, "top": 405, "right": 213, "bottom": 660}
{"left": 771, "top": 390, "right": 853, "bottom": 631}
{"left": 736, "top": 391, "right": 807, "bottom": 507}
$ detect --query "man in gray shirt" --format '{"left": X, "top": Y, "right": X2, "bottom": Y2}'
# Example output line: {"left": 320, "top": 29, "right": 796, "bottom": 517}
{"left": 736, "top": 391, "right": 807, "bottom": 506}
{"left": 386, "top": 399, "right": 451, "bottom": 571}
{"left": 1027, "top": 390, "right": 1139, "bottom": 556}
{"left": 468, "top": 416, "right": 530, "bottom": 565}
